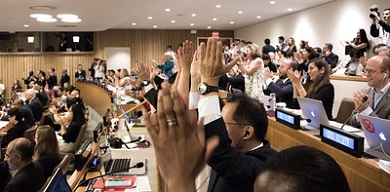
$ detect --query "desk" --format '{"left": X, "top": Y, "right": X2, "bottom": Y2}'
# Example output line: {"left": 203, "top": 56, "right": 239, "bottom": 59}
{"left": 68, "top": 127, "right": 157, "bottom": 192}
{"left": 266, "top": 118, "right": 390, "bottom": 192}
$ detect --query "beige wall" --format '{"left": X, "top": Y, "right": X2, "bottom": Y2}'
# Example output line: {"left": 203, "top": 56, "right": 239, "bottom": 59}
{"left": 235, "top": 0, "right": 389, "bottom": 58}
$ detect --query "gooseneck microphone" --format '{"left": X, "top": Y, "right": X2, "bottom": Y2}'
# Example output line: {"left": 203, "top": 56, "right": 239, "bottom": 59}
{"left": 73, "top": 162, "right": 145, "bottom": 192}
{"left": 340, "top": 96, "right": 368, "bottom": 130}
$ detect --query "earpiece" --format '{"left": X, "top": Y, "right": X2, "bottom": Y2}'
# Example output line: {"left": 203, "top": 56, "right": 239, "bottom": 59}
{"left": 384, "top": 73, "right": 387, "bottom": 79}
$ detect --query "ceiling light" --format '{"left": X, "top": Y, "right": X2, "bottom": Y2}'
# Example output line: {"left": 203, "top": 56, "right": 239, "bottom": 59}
{"left": 212, "top": 18, "right": 217, "bottom": 21}
{"left": 238, "top": 11, "right": 243, "bottom": 14}
{"left": 37, "top": 17, "right": 57, "bottom": 22}
{"left": 207, "top": 26, "right": 211, "bottom": 29}
{"left": 30, "top": 14, "right": 52, "bottom": 18}
{"left": 216, "top": 5, "right": 221, "bottom": 8}
{"left": 256, "top": 16, "right": 262, "bottom": 19}
{"left": 153, "top": 25, "right": 158, "bottom": 28}
{"left": 287, "top": 8, "right": 293, "bottom": 12}
{"left": 148, "top": 16, "right": 153, "bottom": 20}
{"left": 132, "top": 23, "right": 136, "bottom": 26}
{"left": 24, "top": 25, "right": 29, "bottom": 28}
{"left": 171, "top": 20, "right": 176, "bottom": 23}
{"left": 190, "top": 23, "right": 194, "bottom": 26}
{"left": 29, "top": 5, "right": 56, "bottom": 11}
{"left": 27, "top": 36, "right": 34, "bottom": 43}
{"left": 191, "top": 13, "right": 196, "bottom": 17}
{"left": 73, "top": 36, "right": 80, "bottom": 43}
{"left": 61, "top": 18, "right": 81, "bottom": 23}
{"left": 270, "top": 1, "right": 276, "bottom": 5}
{"left": 165, "top": 8, "right": 171, "bottom": 12}
{"left": 57, "top": 14, "right": 78, "bottom": 19}
{"left": 230, "top": 21, "right": 234, "bottom": 24}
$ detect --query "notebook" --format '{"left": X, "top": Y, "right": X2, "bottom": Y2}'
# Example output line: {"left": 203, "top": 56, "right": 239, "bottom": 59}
{"left": 297, "top": 97, "right": 329, "bottom": 129}
{"left": 359, "top": 115, "right": 390, "bottom": 160}
{"left": 101, "top": 147, "right": 146, "bottom": 176}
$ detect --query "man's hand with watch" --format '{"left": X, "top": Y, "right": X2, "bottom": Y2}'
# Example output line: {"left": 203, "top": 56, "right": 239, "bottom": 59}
{"left": 197, "top": 82, "right": 219, "bottom": 95}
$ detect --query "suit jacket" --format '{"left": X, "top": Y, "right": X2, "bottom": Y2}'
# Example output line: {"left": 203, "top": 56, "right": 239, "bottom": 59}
{"left": 324, "top": 52, "right": 339, "bottom": 69}
{"left": 351, "top": 86, "right": 390, "bottom": 126}
{"left": 205, "top": 118, "right": 277, "bottom": 192}
{"left": 60, "top": 74, "right": 70, "bottom": 87}
{"left": 75, "top": 69, "right": 86, "bottom": 80}
{"left": 4, "top": 161, "right": 46, "bottom": 192}
{"left": 1, "top": 121, "right": 29, "bottom": 148}
{"left": 27, "top": 97, "right": 43, "bottom": 121}
{"left": 264, "top": 78, "right": 297, "bottom": 109}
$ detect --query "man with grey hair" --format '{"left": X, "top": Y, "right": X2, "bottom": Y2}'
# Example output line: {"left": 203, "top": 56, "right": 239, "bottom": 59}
{"left": 4, "top": 138, "right": 46, "bottom": 192}
{"left": 24, "top": 89, "right": 43, "bottom": 121}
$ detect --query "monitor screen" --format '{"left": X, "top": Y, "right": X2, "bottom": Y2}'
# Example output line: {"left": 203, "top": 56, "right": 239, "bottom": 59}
{"left": 42, "top": 168, "right": 72, "bottom": 192}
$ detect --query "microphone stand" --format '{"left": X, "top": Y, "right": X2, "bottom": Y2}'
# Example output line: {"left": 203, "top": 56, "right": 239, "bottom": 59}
{"left": 340, "top": 96, "right": 368, "bottom": 130}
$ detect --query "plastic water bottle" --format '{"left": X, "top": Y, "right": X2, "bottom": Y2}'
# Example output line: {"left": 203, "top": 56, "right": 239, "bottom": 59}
{"left": 269, "top": 93, "right": 276, "bottom": 111}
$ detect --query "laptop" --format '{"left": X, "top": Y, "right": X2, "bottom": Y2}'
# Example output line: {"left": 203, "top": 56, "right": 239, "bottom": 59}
{"left": 359, "top": 115, "right": 390, "bottom": 160}
{"left": 101, "top": 146, "right": 147, "bottom": 176}
{"left": 41, "top": 168, "right": 72, "bottom": 192}
{"left": 297, "top": 97, "right": 329, "bottom": 129}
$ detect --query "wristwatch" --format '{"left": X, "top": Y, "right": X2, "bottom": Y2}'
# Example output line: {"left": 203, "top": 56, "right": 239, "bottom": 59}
{"left": 197, "top": 82, "right": 219, "bottom": 95}
{"left": 142, "top": 80, "right": 150, "bottom": 86}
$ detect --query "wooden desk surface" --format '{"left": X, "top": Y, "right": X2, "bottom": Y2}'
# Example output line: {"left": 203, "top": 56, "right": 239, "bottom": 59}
{"left": 68, "top": 127, "right": 158, "bottom": 192}
{"left": 266, "top": 118, "right": 390, "bottom": 192}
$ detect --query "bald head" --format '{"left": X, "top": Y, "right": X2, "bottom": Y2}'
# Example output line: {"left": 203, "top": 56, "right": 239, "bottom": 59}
{"left": 8, "top": 138, "right": 33, "bottom": 162}
{"left": 24, "top": 89, "right": 35, "bottom": 100}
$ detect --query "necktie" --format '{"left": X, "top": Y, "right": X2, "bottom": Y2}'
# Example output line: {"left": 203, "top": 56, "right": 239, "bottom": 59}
{"left": 278, "top": 80, "right": 284, "bottom": 88}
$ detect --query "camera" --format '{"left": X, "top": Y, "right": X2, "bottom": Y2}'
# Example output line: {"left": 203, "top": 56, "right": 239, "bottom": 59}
{"left": 369, "top": 5, "right": 380, "bottom": 19}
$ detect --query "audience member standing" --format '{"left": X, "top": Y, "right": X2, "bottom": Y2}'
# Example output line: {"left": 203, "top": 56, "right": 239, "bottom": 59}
{"left": 75, "top": 64, "right": 86, "bottom": 80}
{"left": 262, "top": 38, "right": 275, "bottom": 55}
{"left": 4, "top": 138, "right": 46, "bottom": 192}
{"left": 60, "top": 69, "right": 70, "bottom": 87}
{"left": 24, "top": 89, "right": 43, "bottom": 122}
{"left": 157, "top": 52, "right": 175, "bottom": 77}
{"left": 346, "top": 29, "right": 370, "bottom": 56}
{"left": 23, "top": 71, "right": 36, "bottom": 89}
{"left": 370, "top": 8, "right": 390, "bottom": 46}
{"left": 0, "top": 79, "right": 4, "bottom": 106}
{"left": 237, "top": 44, "right": 265, "bottom": 100}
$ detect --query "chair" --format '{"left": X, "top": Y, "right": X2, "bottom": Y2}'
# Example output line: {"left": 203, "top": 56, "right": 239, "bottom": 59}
{"left": 334, "top": 98, "right": 355, "bottom": 125}
{"left": 53, "top": 154, "right": 72, "bottom": 175}
{"left": 23, "top": 125, "right": 38, "bottom": 146}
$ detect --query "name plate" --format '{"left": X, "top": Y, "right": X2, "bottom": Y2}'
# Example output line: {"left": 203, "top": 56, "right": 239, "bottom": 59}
{"left": 320, "top": 124, "right": 364, "bottom": 158}
{"left": 275, "top": 108, "right": 301, "bottom": 129}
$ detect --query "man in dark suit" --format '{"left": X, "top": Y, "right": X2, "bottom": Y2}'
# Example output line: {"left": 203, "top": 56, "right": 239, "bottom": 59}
{"left": 46, "top": 68, "right": 58, "bottom": 90}
{"left": 263, "top": 59, "right": 298, "bottom": 109}
{"left": 75, "top": 64, "right": 86, "bottom": 80}
{"left": 322, "top": 43, "right": 339, "bottom": 69}
{"left": 24, "top": 89, "right": 43, "bottom": 122}
{"left": 4, "top": 138, "right": 46, "bottom": 192}
{"left": 60, "top": 68, "right": 70, "bottom": 87}
{"left": 0, "top": 108, "right": 29, "bottom": 148}
{"left": 262, "top": 38, "right": 275, "bottom": 55}
{"left": 351, "top": 55, "right": 390, "bottom": 126}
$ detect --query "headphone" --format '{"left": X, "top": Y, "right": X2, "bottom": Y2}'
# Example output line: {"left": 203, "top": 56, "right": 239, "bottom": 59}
{"left": 384, "top": 73, "right": 387, "bottom": 79}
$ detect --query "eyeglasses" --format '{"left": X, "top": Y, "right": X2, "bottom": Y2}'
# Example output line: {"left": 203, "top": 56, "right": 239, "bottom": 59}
{"left": 4, "top": 152, "right": 14, "bottom": 159}
{"left": 364, "top": 68, "right": 382, "bottom": 75}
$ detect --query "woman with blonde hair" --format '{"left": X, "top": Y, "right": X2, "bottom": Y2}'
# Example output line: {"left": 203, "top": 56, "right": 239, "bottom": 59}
{"left": 34, "top": 125, "right": 62, "bottom": 178}
{"left": 237, "top": 43, "right": 265, "bottom": 100}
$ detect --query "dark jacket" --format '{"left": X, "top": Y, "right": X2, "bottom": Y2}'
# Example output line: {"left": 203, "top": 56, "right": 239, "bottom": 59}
{"left": 4, "top": 161, "right": 46, "bottom": 192}
{"left": 1, "top": 121, "right": 29, "bottom": 148}
{"left": 264, "top": 78, "right": 297, "bottom": 109}
{"left": 205, "top": 118, "right": 277, "bottom": 192}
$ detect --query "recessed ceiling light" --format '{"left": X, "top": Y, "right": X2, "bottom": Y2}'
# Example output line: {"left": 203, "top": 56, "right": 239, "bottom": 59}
{"left": 62, "top": 18, "right": 81, "bottom": 23}
{"left": 212, "top": 18, "right": 217, "bottom": 21}
{"left": 57, "top": 14, "right": 78, "bottom": 19}
{"left": 190, "top": 23, "right": 194, "bottom": 26}
{"left": 37, "top": 17, "right": 57, "bottom": 23}
{"left": 216, "top": 5, "right": 221, "bottom": 8}
{"left": 238, "top": 11, "right": 243, "bottom": 14}
{"left": 153, "top": 25, "right": 158, "bottom": 28}
{"left": 132, "top": 23, "right": 136, "bottom": 26}
{"left": 230, "top": 21, "right": 234, "bottom": 24}
{"left": 165, "top": 8, "right": 171, "bottom": 12}
{"left": 148, "top": 16, "right": 153, "bottom": 20}
{"left": 171, "top": 20, "right": 176, "bottom": 23}
{"left": 207, "top": 26, "right": 211, "bottom": 29}
{"left": 30, "top": 14, "right": 52, "bottom": 19}
{"left": 24, "top": 25, "right": 29, "bottom": 28}
{"left": 191, "top": 13, "right": 196, "bottom": 17}
{"left": 287, "top": 8, "right": 293, "bottom": 12}
{"left": 270, "top": 1, "right": 276, "bottom": 5}
{"left": 256, "top": 16, "right": 262, "bottom": 19}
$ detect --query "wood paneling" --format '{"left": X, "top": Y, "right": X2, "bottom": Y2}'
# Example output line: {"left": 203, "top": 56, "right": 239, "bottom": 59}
{"left": 0, "top": 29, "right": 234, "bottom": 101}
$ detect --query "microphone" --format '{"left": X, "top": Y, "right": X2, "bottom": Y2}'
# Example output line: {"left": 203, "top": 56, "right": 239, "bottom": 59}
{"left": 340, "top": 96, "right": 368, "bottom": 130}
{"left": 73, "top": 162, "right": 145, "bottom": 192}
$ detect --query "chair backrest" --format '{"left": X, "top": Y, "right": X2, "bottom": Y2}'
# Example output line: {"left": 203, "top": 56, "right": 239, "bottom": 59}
{"left": 24, "top": 125, "right": 38, "bottom": 145}
{"left": 334, "top": 98, "right": 355, "bottom": 125}
{"left": 53, "top": 154, "right": 71, "bottom": 175}
{"left": 74, "top": 123, "right": 88, "bottom": 151}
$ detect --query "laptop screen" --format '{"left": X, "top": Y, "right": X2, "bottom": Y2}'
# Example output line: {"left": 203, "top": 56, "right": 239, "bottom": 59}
{"left": 42, "top": 168, "right": 72, "bottom": 192}
{"left": 297, "top": 97, "right": 329, "bottom": 129}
